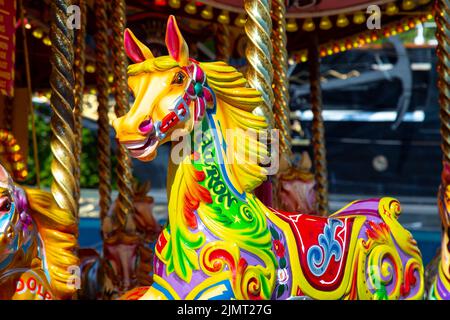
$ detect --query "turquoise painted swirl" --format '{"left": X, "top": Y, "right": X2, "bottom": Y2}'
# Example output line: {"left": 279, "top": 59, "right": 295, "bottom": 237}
{"left": 306, "top": 219, "right": 344, "bottom": 277}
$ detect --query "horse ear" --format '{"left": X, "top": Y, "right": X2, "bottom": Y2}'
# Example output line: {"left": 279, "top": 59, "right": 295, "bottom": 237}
{"left": 124, "top": 28, "right": 154, "bottom": 63}
{"left": 165, "top": 15, "right": 189, "bottom": 67}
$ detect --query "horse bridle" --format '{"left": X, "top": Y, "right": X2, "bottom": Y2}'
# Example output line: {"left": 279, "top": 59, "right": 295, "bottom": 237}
{"left": 153, "top": 60, "right": 215, "bottom": 141}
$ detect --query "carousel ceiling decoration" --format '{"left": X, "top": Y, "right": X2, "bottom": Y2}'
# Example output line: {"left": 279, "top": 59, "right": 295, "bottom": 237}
{"left": 126, "top": 0, "right": 434, "bottom": 55}
{"left": 17, "top": 0, "right": 434, "bottom": 94}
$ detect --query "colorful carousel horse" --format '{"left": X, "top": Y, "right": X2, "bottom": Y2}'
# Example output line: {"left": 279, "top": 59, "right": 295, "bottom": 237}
{"left": 0, "top": 130, "right": 78, "bottom": 300}
{"left": 276, "top": 152, "right": 316, "bottom": 215}
{"left": 113, "top": 16, "right": 424, "bottom": 300}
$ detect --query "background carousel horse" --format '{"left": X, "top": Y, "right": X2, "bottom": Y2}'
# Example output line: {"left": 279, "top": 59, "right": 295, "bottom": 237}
{"left": 114, "top": 16, "right": 424, "bottom": 300}
{"left": 275, "top": 152, "right": 316, "bottom": 215}
{"left": 79, "top": 181, "right": 161, "bottom": 299}
{"left": 0, "top": 130, "right": 78, "bottom": 300}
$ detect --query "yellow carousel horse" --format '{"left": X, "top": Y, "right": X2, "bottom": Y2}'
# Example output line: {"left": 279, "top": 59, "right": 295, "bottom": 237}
{"left": 113, "top": 16, "right": 424, "bottom": 300}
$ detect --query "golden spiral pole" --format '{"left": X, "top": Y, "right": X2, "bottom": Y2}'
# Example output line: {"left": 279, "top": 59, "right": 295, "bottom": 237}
{"left": 73, "top": 0, "right": 87, "bottom": 214}
{"left": 3, "top": 96, "right": 13, "bottom": 132}
{"left": 271, "top": 0, "right": 292, "bottom": 160}
{"left": 244, "top": 0, "right": 275, "bottom": 128}
{"left": 308, "top": 35, "right": 329, "bottom": 216}
{"left": 216, "top": 23, "right": 231, "bottom": 62}
{"left": 49, "top": 0, "right": 77, "bottom": 218}
{"left": 19, "top": 0, "right": 40, "bottom": 188}
{"left": 95, "top": 0, "right": 112, "bottom": 220}
{"left": 436, "top": 0, "right": 450, "bottom": 165}
{"left": 110, "top": 0, "right": 135, "bottom": 226}
{"left": 431, "top": 0, "right": 450, "bottom": 300}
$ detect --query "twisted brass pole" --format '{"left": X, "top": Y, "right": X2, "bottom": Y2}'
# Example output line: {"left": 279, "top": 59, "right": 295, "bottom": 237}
{"left": 49, "top": 0, "right": 77, "bottom": 217}
{"left": 19, "top": 0, "right": 40, "bottom": 188}
{"left": 308, "top": 35, "right": 329, "bottom": 216}
{"left": 4, "top": 96, "right": 13, "bottom": 132}
{"left": 110, "top": 0, "right": 134, "bottom": 226}
{"left": 216, "top": 23, "right": 231, "bottom": 62}
{"left": 73, "top": 0, "right": 87, "bottom": 214}
{"left": 95, "top": 0, "right": 112, "bottom": 220}
{"left": 429, "top": 0, "right": 450, "bottom": 300}
{"left": 244, "top": 0, "right": 275, "bottom": 128}
{"left": 436, "top": 0, "right": 450, "bottom": 165}
{"left": 271, "top": 0, "right": 292, "bottom": 159}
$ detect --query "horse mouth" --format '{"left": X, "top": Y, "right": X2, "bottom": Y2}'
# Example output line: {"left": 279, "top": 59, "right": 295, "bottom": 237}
{"left": 123, "top": 134, "right": 159, "bottom": 160}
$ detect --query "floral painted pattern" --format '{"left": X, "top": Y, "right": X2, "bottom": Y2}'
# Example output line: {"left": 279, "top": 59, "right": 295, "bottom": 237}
{"left": 270, "top": 225, "right": 289, "bottom": 298}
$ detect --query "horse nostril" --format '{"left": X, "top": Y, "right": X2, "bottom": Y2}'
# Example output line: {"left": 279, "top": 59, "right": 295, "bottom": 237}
{"left": 138, "top": 119, "right": 153, "bottom": 134}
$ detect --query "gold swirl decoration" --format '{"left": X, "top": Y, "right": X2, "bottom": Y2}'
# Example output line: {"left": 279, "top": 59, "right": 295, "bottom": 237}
{"left": 73, "top": 0, "right": 87, "bottom": 210}
{"left": 95, "top": 0, "right": 112, "bottom": 220}
{"left": 308, "top": 40, "right": 329, "bottom": 216}
{"left": 346, "top": 198, "right": 424, "bottom": 300}
{"left": 49, "top": 0, "right": 77, "bottom": 217}
{"left": 110, "top": 0, "right": 135, "bottom": 226}
{"left": 271, "top": 0, "right": 292, "bottom": 159}
{"left": 244, "top": 0, "right": 275, "bottom": 128}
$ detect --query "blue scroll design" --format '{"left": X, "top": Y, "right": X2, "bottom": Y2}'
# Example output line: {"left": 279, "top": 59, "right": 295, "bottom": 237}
{"left": 306, "top": 219, "right": 344, "bottom": 277}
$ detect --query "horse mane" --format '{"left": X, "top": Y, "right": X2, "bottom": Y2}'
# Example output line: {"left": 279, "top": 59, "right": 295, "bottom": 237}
{"left": 199, "top": 61, "right": 269, "bottom": 192}
{"left": 23, "top": 187, "right": 79, "bottom": 300}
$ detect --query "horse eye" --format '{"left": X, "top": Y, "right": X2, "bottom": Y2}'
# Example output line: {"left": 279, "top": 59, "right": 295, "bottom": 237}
{"left": 172, "top": 72, "right": 185, "bottom": 84}
{"left": 0, "top": 200, "right": 11, "bottom": 212}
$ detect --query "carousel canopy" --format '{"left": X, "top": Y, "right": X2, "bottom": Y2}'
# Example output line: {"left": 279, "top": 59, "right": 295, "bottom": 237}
{"left": 16, "top": 0, "right": 433, "bottom": 92}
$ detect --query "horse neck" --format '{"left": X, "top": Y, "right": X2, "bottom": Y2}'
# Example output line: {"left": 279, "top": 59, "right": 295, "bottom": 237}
{"left": 166, "top": 104, "right": 248, "bottom": 209}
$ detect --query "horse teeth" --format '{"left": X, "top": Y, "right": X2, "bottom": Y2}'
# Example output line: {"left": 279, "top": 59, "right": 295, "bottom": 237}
{"left": 125, "top": 137, "right": 150, "bottom": 150}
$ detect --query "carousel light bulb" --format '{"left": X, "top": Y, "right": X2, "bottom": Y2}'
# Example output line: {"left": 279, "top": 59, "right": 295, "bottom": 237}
{"left": 32, "top": 28, "right": 44, "bottom": 39}
{"left": 184, "top": 1, "right": 197, "bottom": 14}
{"left": 25, "top": 23, "right": 32, "bottom": 29}
{"left": 402, "top": 0, "right": 416, "bottom": 10}
{"left": 217, "top": 10, "right": 230, "bottom": 24}
{"left": 86, "top": 63, "right": 96, "bottom": 73}
{"left": 234, "top": 14, "right": 246, "bottom": 27}
{"left": 286, "top": 18, "right": 298, "bottom": 32}
{"left": 201, "top": 6, "right": 213, "bottom": 20}
{"left": 319, "top": 16, "right": 332, "bottom": 30}
{"left": 353, "top": 11, "right": 366, "bottom": 24}
{"left": 302, "top": 18, "right": 315, "bottom": 32}
{"left": 168, "top": 0, "right": 181, "bottom": 9}
{"left": 336, "top": 14, "right": 349, "bottom": 28}
{"left": 108, "top": 74, "right": 114, "bottom": 83}
{"left": 42, "top": 36, "right": 51, "bottom": 46}
{"left": 90, "top": 88, "right": 97, "bottom": 95}
{"left": 386, "top": 3, "right": 399, "bottom": 15}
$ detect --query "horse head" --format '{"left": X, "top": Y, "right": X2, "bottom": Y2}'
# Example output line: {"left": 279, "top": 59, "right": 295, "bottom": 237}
{"left": 0, "top": 164, "right": 33, "bottom": 269}
{"left": 113, "top": 15, "right": 214, "bottom": 162}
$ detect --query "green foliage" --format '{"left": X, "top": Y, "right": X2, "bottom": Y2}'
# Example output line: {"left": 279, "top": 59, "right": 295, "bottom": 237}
{"left": 25, "top": 103, "right": 117, "bottom": 188}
